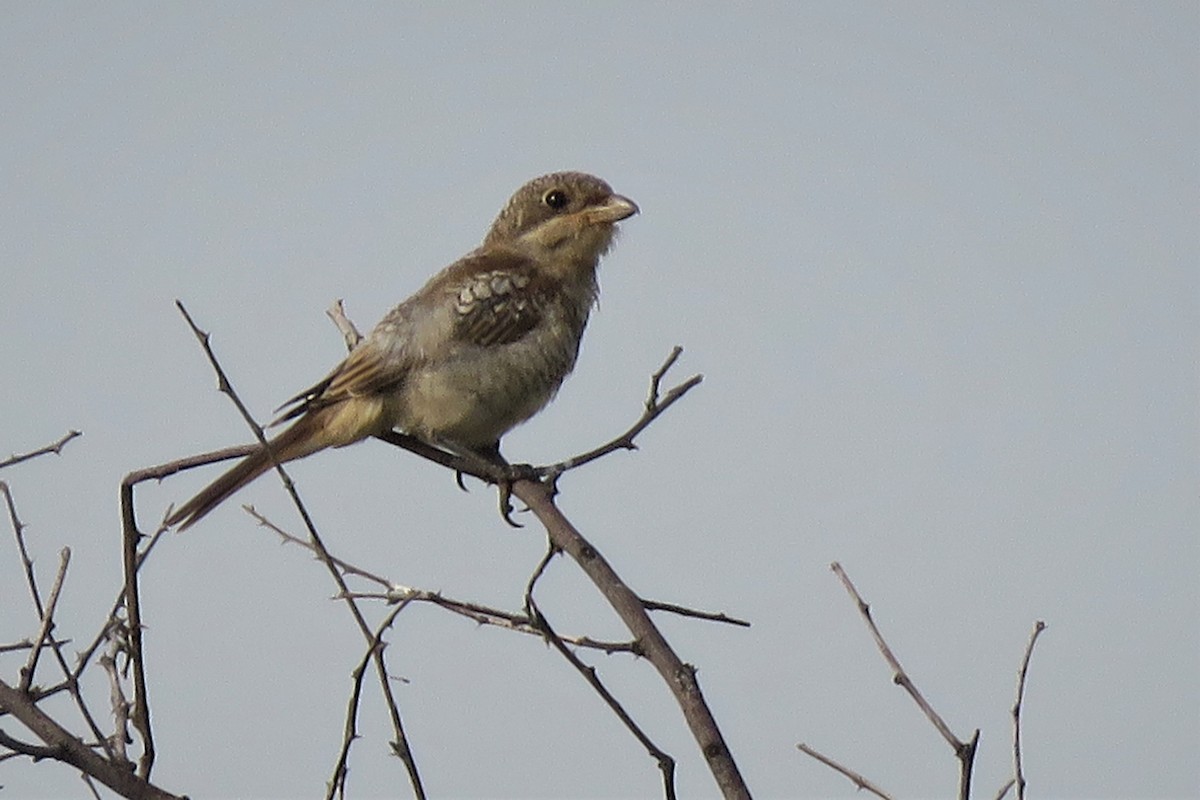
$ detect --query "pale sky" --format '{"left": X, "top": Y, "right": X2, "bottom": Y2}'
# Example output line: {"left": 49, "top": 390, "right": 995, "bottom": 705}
{"left": 1, "top": 4, "right": 1197, "bottom": 799}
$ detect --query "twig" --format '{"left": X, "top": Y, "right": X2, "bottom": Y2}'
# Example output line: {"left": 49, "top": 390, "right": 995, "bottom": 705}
{"left": 1012, "top": 620, "right": 1047, "bottom": 800}
{"left": 73, "top": 523, "right": 168, "bottom": 684}
{"left": 326, "top": 299, "right": 363, "bottom": 350}
{"left": 795, "top": 742, "right": 895, "bottom": 800}
{"left": 246, "top": 506, "right": 396, "bottom": 589}
{"left": 19, "top": 548, "right": 70, "bottom": 692}
{"left": 0, "top": 430, "right": 82, "bottom": 470}
{"left": 3, "top": 481, "right": 40, "bottom": 618}
{"left": 830, "top": 562, "right": 978, "bottom": 800}
{"left": 0, "top": 637, "right": 72, "bottom": 655}
{"left": 541, "top": 347, "right": 703, "bottom": 476}
{"left": 0, "top": 727, "right": 62, "bottom": 760}
{"left": 642, "top": 599, "right": 750, "bottom": 628}
{"left": 523, "top": 542, "right": 677, "bottom": 799}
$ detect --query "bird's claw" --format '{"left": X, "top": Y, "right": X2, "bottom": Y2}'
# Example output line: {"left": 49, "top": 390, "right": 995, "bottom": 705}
{"left": 496, "top": 462, "right": 542, "bottom": 528}
{"left": 498, "top": 480, "right": 521, "bottom": 527}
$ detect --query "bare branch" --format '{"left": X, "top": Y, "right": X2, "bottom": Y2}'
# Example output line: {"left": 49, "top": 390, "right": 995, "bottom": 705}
{"left": 246, "top": 505, "right": 395, "bottom": 589}
{"left": 354, "top": 340, "right": 742, "bottom": 796}
{"left": 371, "top": 347, "right": 703, "bottom": 491}
{"left": 1012, "top": 620, "right": 1047, "bottom": 800}
{"left": 0, "top": 430, "right": 82, "bottom": 470}
{"left": 795, "top": 742, "right": 895, "bottom": 800}
{"left": 830, "top": 562, "right": 978, "bottom": 800}
{"left": 248, "top": 506, "right": 648, "bottom": 654}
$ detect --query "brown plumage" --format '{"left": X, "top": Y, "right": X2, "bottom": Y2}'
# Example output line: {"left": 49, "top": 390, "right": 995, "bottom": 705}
{"left": 167, "top": 172, "right": 637, "bottom": 530}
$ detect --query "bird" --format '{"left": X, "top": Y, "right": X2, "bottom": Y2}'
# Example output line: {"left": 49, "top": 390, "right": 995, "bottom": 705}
{"left": 166, "top": 171, "right": 638, "bottom": 530}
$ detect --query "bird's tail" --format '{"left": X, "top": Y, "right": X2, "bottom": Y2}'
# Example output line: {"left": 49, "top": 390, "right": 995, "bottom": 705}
{"left": 166, "top": 414, "right": 326, "bottom": 531}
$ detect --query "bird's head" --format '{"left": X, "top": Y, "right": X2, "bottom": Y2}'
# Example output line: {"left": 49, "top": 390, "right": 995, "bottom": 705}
{"left": 484, "top": 171, "right": 638, "bottom": 263}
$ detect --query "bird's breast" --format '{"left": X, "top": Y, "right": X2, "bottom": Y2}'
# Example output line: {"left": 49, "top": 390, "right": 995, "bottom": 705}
{"left": 394, "top": 305, "right": 587, "bottom": 449}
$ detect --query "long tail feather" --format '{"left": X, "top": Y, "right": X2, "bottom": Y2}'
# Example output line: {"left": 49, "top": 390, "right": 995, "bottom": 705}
{"left": 167, "top": 415, "right": 323, "bottom": 530}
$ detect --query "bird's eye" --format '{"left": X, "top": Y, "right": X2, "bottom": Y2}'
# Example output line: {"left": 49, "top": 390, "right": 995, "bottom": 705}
{"left": 542, "top": 189, "right": 569, "bottom": 210}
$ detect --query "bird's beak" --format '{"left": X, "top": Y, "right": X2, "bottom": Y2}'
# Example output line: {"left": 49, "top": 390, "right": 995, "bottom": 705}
{"left": 591, "top": 193, "right": 639, "bottom": 223}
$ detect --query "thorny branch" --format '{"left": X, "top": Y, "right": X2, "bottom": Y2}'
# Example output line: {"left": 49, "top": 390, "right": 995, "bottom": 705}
{"left": 3, "top": 481, "right": 114, "bottom": 760}
{"left": 247, "top": 505, "right": 735, "bottom": 654}
{"left": 175, "top": 300, "right": 427, "bottom": 800}
{"left": 329, "top": 598, "right": 413, "bottom": 800}
{"left": 0, "top": 430, "right": 82, "bottom": 470}
{"left": 326, "top": 302, "right": 744, "bottom": 797}
{"left": 1, "top": 435, "right": 182, "bottom": 799}
{"left": 523, "top": 541, "right": 678, "bottom": 799}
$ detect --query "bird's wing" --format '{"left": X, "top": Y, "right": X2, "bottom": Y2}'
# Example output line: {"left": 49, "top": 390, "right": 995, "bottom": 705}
{"left": 272, "top": 338, "right": 405, "bottom": 422}
{"left": 449, "top": 263, "right": 546, "bottom": 347}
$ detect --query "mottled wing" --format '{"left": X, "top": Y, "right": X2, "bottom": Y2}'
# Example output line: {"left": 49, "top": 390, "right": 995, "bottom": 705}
{"left": 451, "top": 267, "right": 544, "bottom": 347}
